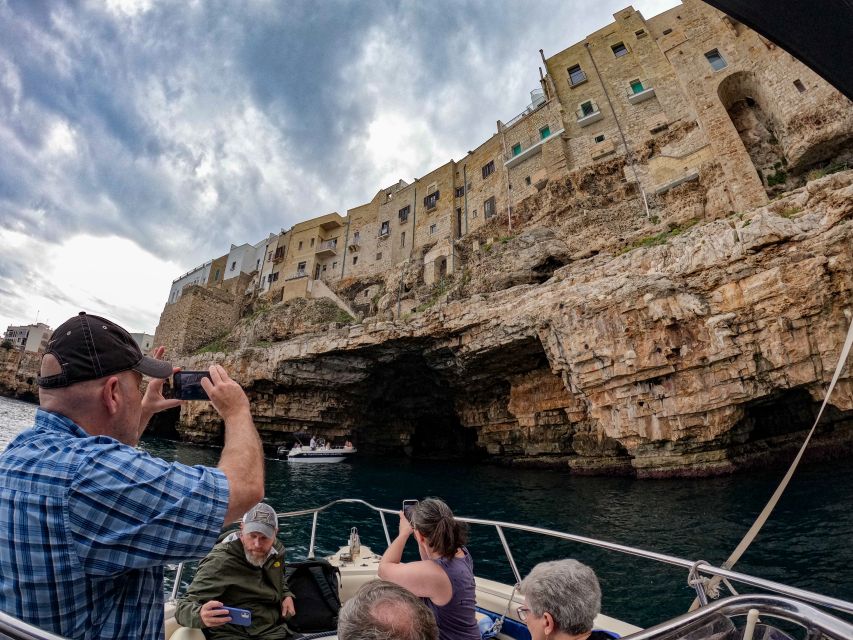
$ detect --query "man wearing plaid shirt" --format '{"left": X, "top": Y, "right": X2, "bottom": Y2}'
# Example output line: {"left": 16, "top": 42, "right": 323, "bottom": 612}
{"left": 0, "top": 312, "right": 265, "bottom": 639}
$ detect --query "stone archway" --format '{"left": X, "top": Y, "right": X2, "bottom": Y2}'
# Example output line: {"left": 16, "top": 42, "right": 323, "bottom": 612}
{"left": 718, "top": 71, "right": 788, "bottom": 194}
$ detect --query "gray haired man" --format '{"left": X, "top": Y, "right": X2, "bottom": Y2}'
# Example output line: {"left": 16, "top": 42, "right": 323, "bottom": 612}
{"left": 338, "top": 580, "right": 438, "bottom": 640}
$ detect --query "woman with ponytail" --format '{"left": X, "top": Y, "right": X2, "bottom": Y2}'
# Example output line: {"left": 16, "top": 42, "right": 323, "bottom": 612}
{"left": 379, "top": 497, "right": 480, "bottom": 640}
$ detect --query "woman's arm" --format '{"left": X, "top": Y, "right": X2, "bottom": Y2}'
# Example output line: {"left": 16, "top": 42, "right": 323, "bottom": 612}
{"left": 378, "top": 512, "right": 452, "bottom": 603}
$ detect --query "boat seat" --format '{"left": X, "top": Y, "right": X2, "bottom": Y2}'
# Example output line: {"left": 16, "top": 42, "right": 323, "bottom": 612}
{"left": 169, "top": 628, "right": 205, "bottom": 640}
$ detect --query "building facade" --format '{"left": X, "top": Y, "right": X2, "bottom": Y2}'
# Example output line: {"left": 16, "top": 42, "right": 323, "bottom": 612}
{"left": 3, "top": 323, "right": 52, "bottom": 352}
{"left": 159, "top": 0, "right": 852, "bottom": 314}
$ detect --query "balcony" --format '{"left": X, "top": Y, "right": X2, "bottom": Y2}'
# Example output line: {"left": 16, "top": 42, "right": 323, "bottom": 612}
{"left": 576, "top": 105, "right": 603, "bottom": 127}
{"left": 286, "top": 270, "right": 308, "bottom": 281}
{"left": 348, "top": 238, "right": 361, "bottom": 251}
{"left": 627, "top": 81, "right": 656, "bottom": 105}
{"left": 272, "top": 251, "right": 285, "bottom": 263}
{"left": 504, "top": 127, "right": 565, "bottom": 168}
{"left": 315, "top": 239, "right": 338, "bottom": 257}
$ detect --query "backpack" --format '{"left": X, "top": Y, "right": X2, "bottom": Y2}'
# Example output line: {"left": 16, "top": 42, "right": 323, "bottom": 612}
{"left": 284, "top": 559, "right": 342, "bottom": 633}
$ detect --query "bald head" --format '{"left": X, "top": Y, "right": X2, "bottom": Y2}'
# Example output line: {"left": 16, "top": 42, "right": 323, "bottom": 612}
{"left": 338, "top": 580, "right": 438, "bottom": 640}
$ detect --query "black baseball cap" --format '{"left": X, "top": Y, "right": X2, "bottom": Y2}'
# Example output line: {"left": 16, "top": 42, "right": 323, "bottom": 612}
{"left": 37, "top": 312, "right": 173, "bottom": 389}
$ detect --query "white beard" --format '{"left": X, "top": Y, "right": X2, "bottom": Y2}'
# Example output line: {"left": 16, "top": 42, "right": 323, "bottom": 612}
{"left": 244, "top": 550, "right": 266, "bottom": 567}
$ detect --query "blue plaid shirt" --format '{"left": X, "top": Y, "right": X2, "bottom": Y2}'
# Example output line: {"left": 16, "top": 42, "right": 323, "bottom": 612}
{"left": 0, "top": 409, "right": 230, "bottom": 639}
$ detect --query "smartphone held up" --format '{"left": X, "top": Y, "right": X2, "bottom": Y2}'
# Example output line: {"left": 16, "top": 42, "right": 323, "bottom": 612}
{"left": 172, "top": 371, "right": 211, "bottom": 401}
{"left": 403, "top": 499, "right": 418, "bottom": 523}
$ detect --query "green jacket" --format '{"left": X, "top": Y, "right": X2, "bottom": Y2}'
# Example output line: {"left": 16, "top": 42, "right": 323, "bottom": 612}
{"left": 174, "top": 537, "right": 295, "bottom": 639}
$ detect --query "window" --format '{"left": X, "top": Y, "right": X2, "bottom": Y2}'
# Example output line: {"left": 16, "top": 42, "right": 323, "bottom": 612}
{"left": 662, "top": 28, "right": 672, "bottom": 35}
{"left": 635, "top": 29, "right": 647, "bottom": 38}
{"left": 230, "top": 261, "right": 236, "bottom": 271}
{"left": 297, "top": 261, "right": 306, "bottom": 274}
{"left": 539, "top": 125, "right": 550, "bottom": 139}
{"left": 455, "top": 185, "right": 465, "bottom": 197}
{"left": 376, "top": 252, "right": 382, "bottom": 261}
{"left": 595, "top": 134, "right": 606, "bottom": 143}
{"left": 525, "top": 176, "right": 531, "bottom": 185}
{"left": 630, "top": 79, "right": 644, "bottom": 94}
{"left": 484, "top": 196, "right": 496, "bottom": 219}
{"left": 429, "top": 224, "right": 437, "bottom": 234}
{"left": 365, "top": 290, "right": 369, "bottom": 298}
{"left": 399, "top": 205, "right": 410, "bottom": 222}
{"left": 298, "top": 241, "right": 303, "bottom": 250}
{"left": 424, "top": 191, "right": 440, "bottom": 209}
{"left": 353, "top": 256, "right": 358, "bottom": 265}
{"left": 267, "top": 251, "right": 273, "bottom": 262}
{"left": 482, "top": 161, "right": 495, "bottom": 179}
{"left": 322, "top": 264, "right": 327, "bottom": 271}
{"left": 568, "top": 64, "right": 586, "bottom": 86}
{"left": 353, "top": 231, "right": 360, "bottom": 242}
{"left": 400, "top": 231, "right": 406, "bottom": 247}
{"left": 611, "top": 42, "right": 628, "bottom": 57}
{"left": 705, "top": 49, "right": 727, "bottom": 71}
{"left": 310, "top": 238, "right": 315, "bottom": 247}
{"left": 274, "top": 246, "right": 284, "bottom": 260}
{"left": 380, "top": 220, "right": 390, "bottom": 236}
{"left": 512, "top": 143, "right": 522, "bottom": 156}
{"left": 332, "top": 261, "right": 337, "bottom": 269}
{"left": 794, "top": 79, "right": 806, "bottom": 93}
{"left": 580, "top": 101, "right": 595, "bottom": 116}
{"left": 472, "top": 208, "right": 478, "bottom": 218}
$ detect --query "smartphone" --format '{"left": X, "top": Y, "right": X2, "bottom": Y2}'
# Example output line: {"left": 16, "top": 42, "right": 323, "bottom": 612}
{"left": 172, "top": 371, "right": 211, "bottom": 401}
{"left": 223, "top": 606, "right": 252, "bottom": 626}
{"left": 402, "top": 499, "right": 418, "bottom": 522}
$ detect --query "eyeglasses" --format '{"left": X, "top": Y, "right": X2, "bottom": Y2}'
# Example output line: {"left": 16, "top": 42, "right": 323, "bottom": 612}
{"left": 517, "top": 606, "right": 531, "bottom": 622}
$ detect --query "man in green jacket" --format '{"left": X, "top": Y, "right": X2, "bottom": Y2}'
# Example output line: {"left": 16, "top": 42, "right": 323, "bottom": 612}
{"left": 174, "top": 503, "right": 298, "bottom": 639}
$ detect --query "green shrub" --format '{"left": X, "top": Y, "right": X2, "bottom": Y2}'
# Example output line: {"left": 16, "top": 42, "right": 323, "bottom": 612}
{"left": 766, "top": 171, "right": 787, "bottom": 186}
{"left": 780, "top": 206, "right": 802, "bottom": 218}
{"left": 194, "top": 335, "right": 229, "bottom": 355}
{"left": 1, "top": 339, "right": 12, "bottom": 350}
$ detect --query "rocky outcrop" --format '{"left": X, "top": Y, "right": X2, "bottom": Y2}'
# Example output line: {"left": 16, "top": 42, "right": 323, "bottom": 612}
{"left": 0, "top": 347, "right": 40, "bottom": 402}
{"left": 163, "top": 172, "right": 853, "bottom": 477}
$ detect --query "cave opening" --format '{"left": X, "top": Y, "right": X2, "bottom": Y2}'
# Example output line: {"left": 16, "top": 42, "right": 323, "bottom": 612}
{"left": 727, "top": 387, "right": 853, "bottom": 467}
{"left": 354, "top": 350, "right": 476, "bottom": 458}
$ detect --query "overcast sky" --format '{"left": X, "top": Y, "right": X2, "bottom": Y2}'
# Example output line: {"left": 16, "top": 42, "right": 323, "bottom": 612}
{"left": 0, "top": 0, "right": 679, "bottom": 335}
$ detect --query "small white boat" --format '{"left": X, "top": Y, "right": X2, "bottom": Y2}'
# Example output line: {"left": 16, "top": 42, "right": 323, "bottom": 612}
{"left": 277, "top": 437, "right": 356, "bottom": 463}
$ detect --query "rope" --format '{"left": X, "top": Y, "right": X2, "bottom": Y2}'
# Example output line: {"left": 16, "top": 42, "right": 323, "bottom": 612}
{"left": 484, "top": 582, "right": 520, "bottom": 638}
{"left": 689, "top": 312, "right": 853, "bottom": 610}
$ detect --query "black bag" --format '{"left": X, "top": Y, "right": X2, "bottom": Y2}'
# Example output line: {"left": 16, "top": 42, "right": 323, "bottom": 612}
{"left": 285, "top": 559, "right": 342, "bottom": 633}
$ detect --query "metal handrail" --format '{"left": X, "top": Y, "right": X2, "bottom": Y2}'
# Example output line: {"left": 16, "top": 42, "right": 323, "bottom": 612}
{"left": 168, "top": 499, "right": 853, "bottom": 618}
{"left": 620, "top": 594, "right": 853, "bottom": 640}
{"left": 0, "top": 611, "right": 68, "bottom": 640}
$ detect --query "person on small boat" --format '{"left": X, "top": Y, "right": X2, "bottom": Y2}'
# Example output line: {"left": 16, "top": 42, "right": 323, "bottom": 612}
{"left": 174, "top": 502, "right": 298, "bottom": 639}
{"left": 378, "top": 497, "right": 480, "bottom": 640}
{"left": 0, "top": 312, "right": 264, "bottom": 640}
{"left": 517, "top": 559, "right": 609, "bottom": 640}
{"left": 338, "top": 579, "right": 438, "bottom": 640}
{"left": 309, "top": 435, "right": 317, "bottom": 450}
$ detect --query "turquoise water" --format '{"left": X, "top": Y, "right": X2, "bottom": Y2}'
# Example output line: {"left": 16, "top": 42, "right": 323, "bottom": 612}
{"left": 2, "top": 396, "right": 851, "bottom": 628}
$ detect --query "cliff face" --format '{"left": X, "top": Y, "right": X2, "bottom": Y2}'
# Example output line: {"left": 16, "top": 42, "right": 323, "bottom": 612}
{"left": 0, "top": 347, "right": 40, "bottom": 402}
{"left": 166, "top": 172, "right": 853, "bottom": 477}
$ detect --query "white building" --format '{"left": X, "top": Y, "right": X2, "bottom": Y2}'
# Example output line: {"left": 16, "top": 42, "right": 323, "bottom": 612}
{"left": 167, "top": 261, "right": 212, "bottom": 305}
{"left": 3, "top": 323, "right": 52, "bottom": 352}
{"left": 129, "top": 332, "right": 154, "bottom": 355}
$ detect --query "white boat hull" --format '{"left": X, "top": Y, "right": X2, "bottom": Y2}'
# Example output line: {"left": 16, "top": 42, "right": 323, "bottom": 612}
{"left": 286, "top": 447, "right": 356, "bottom": 463}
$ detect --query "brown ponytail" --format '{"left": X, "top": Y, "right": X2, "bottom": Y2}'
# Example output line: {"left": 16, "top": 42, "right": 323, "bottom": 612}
{"left": 411, "top": 498, "right": 468, "bottom": 559}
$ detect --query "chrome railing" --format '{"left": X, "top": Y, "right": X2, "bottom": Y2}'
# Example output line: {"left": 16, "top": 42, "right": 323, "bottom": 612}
{"left": 621, "top": 594, "right": 853, "bottom": 640}
{"left": 0, "top": 610, "right": 68, "bottom": 640}
{"left": 169, "top": 498, "right": 853, "bottom": 619}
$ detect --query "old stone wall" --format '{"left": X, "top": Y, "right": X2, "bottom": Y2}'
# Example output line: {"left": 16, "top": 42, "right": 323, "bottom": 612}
{"left": 153, "top": 285, "right": 242, "bottom": 355}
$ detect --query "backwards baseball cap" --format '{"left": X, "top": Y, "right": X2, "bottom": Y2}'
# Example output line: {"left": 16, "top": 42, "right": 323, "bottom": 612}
{"left": 37, "top": 311, "right": 173, "bottom": 389}
{"left": 242, "top": 503, "right": 278, "bottom": 539}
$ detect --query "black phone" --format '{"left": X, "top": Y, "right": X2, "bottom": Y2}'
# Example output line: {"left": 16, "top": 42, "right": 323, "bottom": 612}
{"left": 402, "top": 499, "right": 418, "bottom": 522}
{"left": 172, "top": 371, "right": 211, "bottom": 401}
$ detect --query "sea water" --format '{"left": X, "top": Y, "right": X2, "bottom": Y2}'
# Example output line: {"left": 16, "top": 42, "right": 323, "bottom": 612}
{"left": 1, "top": 395, "right": 851, "bottom": 627}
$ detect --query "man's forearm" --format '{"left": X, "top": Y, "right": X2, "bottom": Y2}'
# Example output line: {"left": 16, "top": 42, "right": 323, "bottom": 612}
{"left": 218, "top": 410, "right": 265, "bottom": 523}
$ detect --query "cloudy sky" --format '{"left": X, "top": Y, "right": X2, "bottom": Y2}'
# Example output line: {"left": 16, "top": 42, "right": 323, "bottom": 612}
{"left": 0, "top": 0, "right": 679, "bottom": 335}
